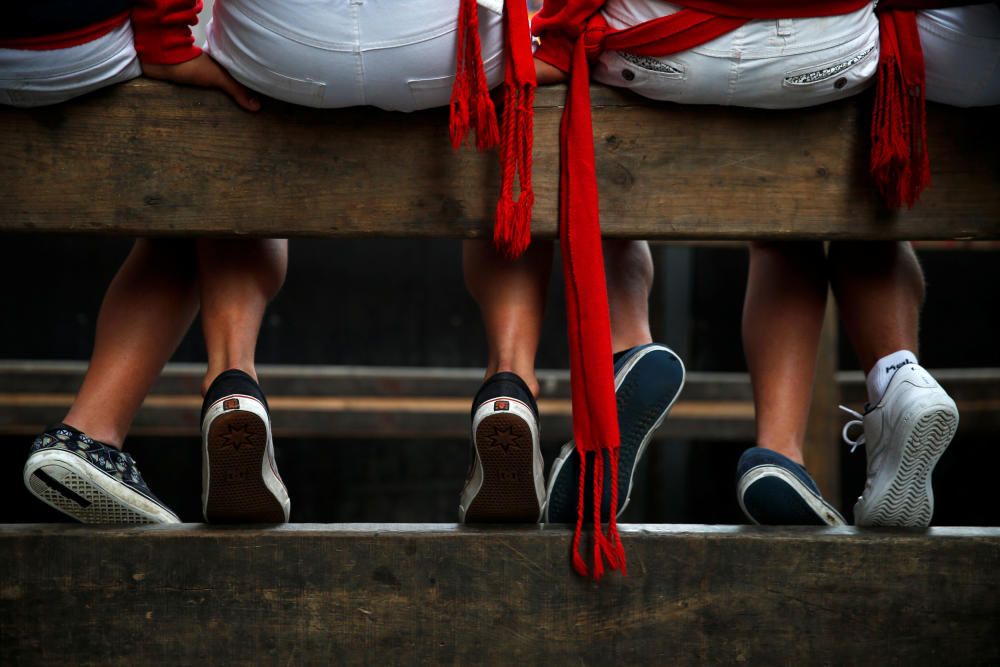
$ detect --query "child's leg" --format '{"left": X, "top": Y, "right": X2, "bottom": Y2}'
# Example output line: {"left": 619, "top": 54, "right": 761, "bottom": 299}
{"left": 604, "top": 239, "right": 654, "bottom": 353}
{"left": 463, "top": 239, "right": 553, "bottom": 398}
{"left": 26, "top": 239, "right": 196, "bottom": 524}
{"left": 197, "top": 238, "right": 291, "bottom": 523}
{"left": 737, "top": 241, "right": 846, "bottom": 526}
{"left": 545, "top": 240, "right": 685, "bottom": 524}
{"left": 828, "top": 241, "right": 923, "bottom": 375}
{"left": 64, "top": 239, "right": 199, "bottom": 448}
{"left": 197, "top": 238, "right": 287, "bottom": 392}
{"left": 828, "top": 241, "right": 956, "bottom": 527}
{"left": 743, "top": 241, "right": 828, "bottom": 465}
{"left": 460, "top": 239, "right": 552, "bottom": 523}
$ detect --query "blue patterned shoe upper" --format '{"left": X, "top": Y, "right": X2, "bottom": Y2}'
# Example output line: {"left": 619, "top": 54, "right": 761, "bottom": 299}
{"left": 29, "top": 424, "right": 166, "bottom": 506}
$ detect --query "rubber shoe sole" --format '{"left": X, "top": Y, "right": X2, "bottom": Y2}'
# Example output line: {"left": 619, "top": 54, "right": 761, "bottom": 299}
{"left": 855, "top": 404, "right": 958, "bottom": 527}
{"left": 202, "top": 395, "right": 290, "bottom": 523}
{"left": 460, "top": 398, "right": 544, "bottom": 523}
{"left": 544, "top": 344, "right": 684, "bottom": 524}
{"left": 24, "top": 449, "right": 179, "bottom": 524}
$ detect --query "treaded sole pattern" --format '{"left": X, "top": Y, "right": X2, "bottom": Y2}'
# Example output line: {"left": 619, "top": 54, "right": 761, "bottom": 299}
{"left": 858, "top": 408, "right": 958, "bottom": 527}
{"left": 205, "top": 411, "right": 285, "bottom": 523}
{"left": 463, "top": 413, "right": 540, "bottom": 523}
{"left": 27, "top": 463, "right": 156, "bottom": 524}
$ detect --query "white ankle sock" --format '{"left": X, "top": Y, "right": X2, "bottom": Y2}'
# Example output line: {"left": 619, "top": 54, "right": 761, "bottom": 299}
{"left": 867, "top": 349, "right": 918, "bottom": 405}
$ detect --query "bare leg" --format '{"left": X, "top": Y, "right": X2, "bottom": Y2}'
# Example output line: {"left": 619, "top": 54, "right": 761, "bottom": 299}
{"left": 828, "top": 241, "right": 924, "bottom": 373}
{"left": 197, "top": 238, "right": 288, "bottom": 394}
{"left": 63, "top": 239, "right": 199, "bottom": 449}
{"left": 742, "top": 241, "right": 828, "bottom": 464}
{"left": 463, "top": 239, "right": 553, "bottom": 398}
{"left": 603, "top": 239, "right": 654, "bottom": 353}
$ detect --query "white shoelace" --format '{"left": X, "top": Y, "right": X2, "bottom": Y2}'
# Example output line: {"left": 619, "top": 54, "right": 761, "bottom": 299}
{"left": 839, "top": 405, "right": 867, "bottom": 453}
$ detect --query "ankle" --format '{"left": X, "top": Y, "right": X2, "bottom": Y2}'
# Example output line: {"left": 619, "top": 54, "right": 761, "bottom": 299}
{"left": 59, "top": 416, "right": 124, "bottom": 450}
{"left": 486, "top": 364, "right": 540, "bottom": 398}
{"left": 756, "top": 442, "right": 805, "bottom": 466}
{"left": 866, "top": 349, "right": 918, "bottom": 405}
{"left": 203, "top": 363, "right": 258, "bottom": 396}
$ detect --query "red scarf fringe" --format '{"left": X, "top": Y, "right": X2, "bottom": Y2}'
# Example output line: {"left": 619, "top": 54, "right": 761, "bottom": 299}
{"left": 871, "top": 9, "right": 931, "bottom": 208}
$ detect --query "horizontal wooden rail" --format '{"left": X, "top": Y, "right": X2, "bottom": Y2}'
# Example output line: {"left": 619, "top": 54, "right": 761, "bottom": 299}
{"left": 2, "top": 80, "right": 998, "bottom": 239}
{"left": 1, "top": 361, "right": 997, "bottom": 441}
{"left": 2, "top": 524, "right": 998, "bottom": 665}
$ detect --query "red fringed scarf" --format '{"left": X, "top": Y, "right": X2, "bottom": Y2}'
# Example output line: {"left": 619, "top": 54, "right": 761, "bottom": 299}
{"left": 871, "top": 1, "right": 975, "bottom": 207}
{"left": 451, "top": 0, "right": 537, "bottom": 256}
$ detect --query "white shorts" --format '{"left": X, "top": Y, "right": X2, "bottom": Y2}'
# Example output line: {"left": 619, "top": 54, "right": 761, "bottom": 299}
{"left": 920, "top": 5, "right": 1000, "bottom": 107}
{"left": 0, "top": 20, "right": 141, "bottom": 107}
{"left": 593, "top": 0, "right": 881, "bottom": 109}
{"left": 204, "top": 0, "right": 505, "bottom": 110}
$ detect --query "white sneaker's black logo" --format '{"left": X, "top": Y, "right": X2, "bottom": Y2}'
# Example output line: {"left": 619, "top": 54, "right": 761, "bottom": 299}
{"left": 885, "top": 359, "right": 915, "bottom": 375}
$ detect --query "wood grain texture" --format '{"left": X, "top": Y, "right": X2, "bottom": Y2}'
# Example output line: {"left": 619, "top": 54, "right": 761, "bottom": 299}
{"left": 1, "top": 524, "right": 998, "bottom": 665}
{"left": 2, "top": 362, "right": 997, "bottom": 440}
{"left": 2, "top": 80, "right": 997, "bottom": 239}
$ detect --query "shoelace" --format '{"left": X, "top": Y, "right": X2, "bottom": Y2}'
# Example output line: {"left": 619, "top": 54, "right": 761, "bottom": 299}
{"left": 838, "top": 405, "right": 867, "bottom": 453}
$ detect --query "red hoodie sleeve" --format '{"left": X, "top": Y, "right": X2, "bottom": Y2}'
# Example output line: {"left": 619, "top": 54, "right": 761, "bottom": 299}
{"left": 131, "top": 0, "right": 203, "bottom": 65}
{"left": 531, "top": 0, "right": 607, "bottom": 73}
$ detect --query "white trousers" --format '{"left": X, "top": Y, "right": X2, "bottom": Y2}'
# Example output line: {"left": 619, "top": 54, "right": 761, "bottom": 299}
{"left": 205, "top": 0, "right": 505, "bottom": 110}
{"left": 594, "top": 1, "right": 1000, "bottom": 109}
{"left": 0, "top": 20, "right": 141, "bottom": 107}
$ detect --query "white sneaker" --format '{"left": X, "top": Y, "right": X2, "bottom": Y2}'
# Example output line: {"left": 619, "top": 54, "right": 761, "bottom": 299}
{"left": 841, "top": 364, "right": 958, "bottom": 527}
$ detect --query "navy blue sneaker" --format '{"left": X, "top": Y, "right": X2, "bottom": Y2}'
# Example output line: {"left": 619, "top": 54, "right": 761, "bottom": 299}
{"left": 544, "top": 343, "right": 685, "bottom": 524}
{"left": 23, "top": 424, "right": 180, "bottom": 524}
{"left": 736, "top": 447, "right": 846, "bottom": 525}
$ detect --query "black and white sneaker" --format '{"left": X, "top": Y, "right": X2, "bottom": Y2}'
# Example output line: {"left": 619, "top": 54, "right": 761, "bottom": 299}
{"left": 544, "top": 343, "right": 685, "bottom": 524}
{"left": 23, "top": 424, "right": 180, "bottom": 524}
{"left": 459, "top": 372, "right": 545, "bottom": 523}
{"left": 202, "top": 369, "right": 290, "bottom": 523}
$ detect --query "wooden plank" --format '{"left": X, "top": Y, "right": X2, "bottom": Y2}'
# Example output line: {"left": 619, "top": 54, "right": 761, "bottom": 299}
{"left": 2, "top": 80, "right": 997, "bottom": 239}
{"left": 2, "top": 524, "right": 998, "bottom": 665}
{"left": 0, "top": 361, "right": 754, "bottom": 400}
{"left": 1, "top": 362, "right": 997, "bottom": 440}
{"left": 0, "top": 392, "right": 755, "bottom": 441}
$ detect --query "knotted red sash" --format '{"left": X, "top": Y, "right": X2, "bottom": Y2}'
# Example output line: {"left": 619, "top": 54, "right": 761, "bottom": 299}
{"left": 451, "top": 0, "right": 537, "bottom": 257}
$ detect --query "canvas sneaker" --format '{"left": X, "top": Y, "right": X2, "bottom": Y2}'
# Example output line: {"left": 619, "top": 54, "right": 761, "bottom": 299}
{"left": 23, "top": 424, "right": 180, "bottom": 524}
{"left": 736, "top": 447, "right": 846, "bottom": 526}
{"left": 459, "top": 372, "right": 545, "bottom": 523}
{"left": 841, "top": 363, "right": 958, "bottom": 527}
{"left": 544, "top": 343, "right": 685, "bottom": 524}
{"left": 202, "top": 369, "right": 290, "bottom": 523}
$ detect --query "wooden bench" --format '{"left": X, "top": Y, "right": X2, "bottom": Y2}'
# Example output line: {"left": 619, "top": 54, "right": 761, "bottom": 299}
{"left": 2, "top": 524, "right": 998, "bottom": 664}
{"left": 3, "top": 75, "right": 999, "bottom": 664}
{"left": 2, "top": 79, "right": 998, "bottom": 239}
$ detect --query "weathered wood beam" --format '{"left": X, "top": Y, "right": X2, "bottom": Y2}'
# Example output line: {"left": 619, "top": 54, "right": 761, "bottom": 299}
{"left": 2, "top": 524, "right": 998, "bottom": 665}
{"left": 2, "top": 361, "right": 997, "bottom": 441}
{"left": 2, "top": 80, "right": 997, "bottom": 239}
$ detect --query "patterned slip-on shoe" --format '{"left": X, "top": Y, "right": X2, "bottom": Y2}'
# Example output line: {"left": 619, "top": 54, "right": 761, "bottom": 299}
{"left": 842, "top": 364, "right": 958, "bottom": 527}
{"left": 544, "top": 343, "right": 685, "bottom": 524}
{"left": 202, "top": 369, "right": 290, "bottom": 523}
{"left": 23, "top": 424, "right": 180, "bottom": 524}
{"left": 459, "top": 372, "right": 545, "bottom": 523}
{"left": 736, "top": 447, "right": 846, "bottom": 526}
